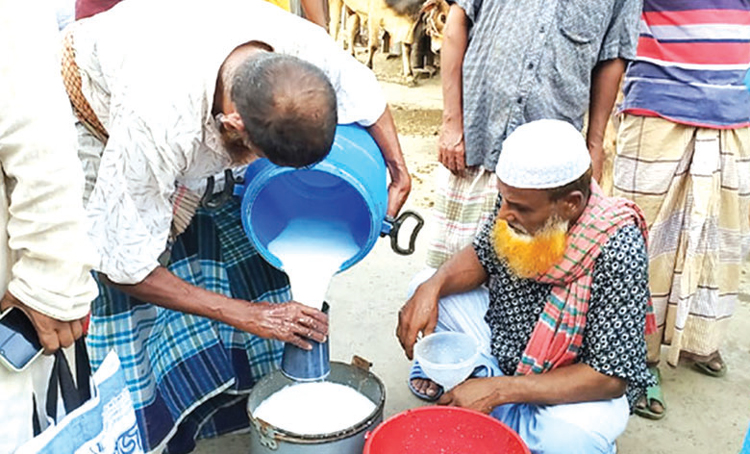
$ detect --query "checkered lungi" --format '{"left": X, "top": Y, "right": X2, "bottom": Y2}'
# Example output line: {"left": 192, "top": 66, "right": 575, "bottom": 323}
{"left": 86, "top": 199, "right": 290, "bottom": 453}
{"left": 425, "top": 166, "right": 498, "bottom": 268}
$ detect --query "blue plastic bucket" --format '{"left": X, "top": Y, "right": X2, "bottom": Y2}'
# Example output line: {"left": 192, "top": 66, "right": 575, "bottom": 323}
{"left": 233, "top": 124, "right": 419, "bottom": 273}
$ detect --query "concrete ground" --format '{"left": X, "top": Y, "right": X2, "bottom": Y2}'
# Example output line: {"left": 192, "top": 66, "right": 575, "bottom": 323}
{"left": 195, "top": 58, "right": 750, "bottom": 453}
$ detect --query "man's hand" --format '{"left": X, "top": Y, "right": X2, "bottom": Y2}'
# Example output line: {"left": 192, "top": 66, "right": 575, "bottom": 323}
{"left": 438, "top": 122, "right": 466, "bottom": 176}
{"left": 232, "top": 301, "right": 328, "bottom": 350}
{"left": 588, "top": 140, "right": 605, "bottom": 183}
{"left": 396, "top": 283, "right": 440, "bottom": 359}
{"left": 437, "top": 377, "right": 503, "bottom": 414}
{"left": 365, "top": 107, "right": 412, "bottom": 218}
{"left": 386, "top": 164, "right": 412, "bottom": 218}
{"left": 0, "top": 291, "right": 84, "bottom": 355}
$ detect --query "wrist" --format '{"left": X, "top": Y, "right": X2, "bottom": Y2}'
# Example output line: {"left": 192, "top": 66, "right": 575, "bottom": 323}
{"left": 442, "top": 112, "right": 463, "bottom": 128}
{"left": 208, "top": 295, "right": 245, "bottom": 325}
{"left": 490, "top": 376, "right": 516, "bottom": 406}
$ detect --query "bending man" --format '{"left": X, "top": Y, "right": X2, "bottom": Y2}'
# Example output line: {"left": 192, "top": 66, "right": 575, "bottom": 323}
{"left": 66, "top": 0, "right": 411, "bottom": 451}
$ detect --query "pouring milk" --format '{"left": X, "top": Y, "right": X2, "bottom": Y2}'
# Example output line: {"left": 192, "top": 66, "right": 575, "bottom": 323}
{"left": 267, "top": 218, "right": 359, "bottom": 309}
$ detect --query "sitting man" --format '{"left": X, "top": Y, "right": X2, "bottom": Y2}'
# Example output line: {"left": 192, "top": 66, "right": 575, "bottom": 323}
{"left": 397, "top": 119, "right": 655, "bottom": 453}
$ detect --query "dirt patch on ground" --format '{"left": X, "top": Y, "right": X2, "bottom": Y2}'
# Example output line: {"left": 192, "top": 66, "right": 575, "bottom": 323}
{"left": 391, "top": 106, "right": 442, "bottom": 136}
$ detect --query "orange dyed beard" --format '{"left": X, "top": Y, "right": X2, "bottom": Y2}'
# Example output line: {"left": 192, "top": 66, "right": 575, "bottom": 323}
{"left": 492, "top": 217, "right": 568, "bottom": 279}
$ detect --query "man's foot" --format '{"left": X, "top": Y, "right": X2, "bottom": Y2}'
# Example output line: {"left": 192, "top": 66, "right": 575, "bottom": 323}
{"left": 410, "top": 378, "right": 442, "bottom": 400}
{"left": 635, "top": 394, "right": 664, "bottom": 416}
{"left": 634, "top": 365, "right": 666, "bottom": 420}
{"left": 408, "top": 361, "right": 444, "bottom": 401}
{"left": 694, "top": 354, "right": 727, "bottom": 378}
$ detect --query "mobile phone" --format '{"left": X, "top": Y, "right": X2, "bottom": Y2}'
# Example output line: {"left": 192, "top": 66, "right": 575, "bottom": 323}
{"left": 0, "top": 307, "right": 43, "bottom": 372}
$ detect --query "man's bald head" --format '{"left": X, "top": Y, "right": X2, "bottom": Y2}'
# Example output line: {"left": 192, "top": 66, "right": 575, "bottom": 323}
{"left": 231, "top": 53, "right": 337, "bottom": 167}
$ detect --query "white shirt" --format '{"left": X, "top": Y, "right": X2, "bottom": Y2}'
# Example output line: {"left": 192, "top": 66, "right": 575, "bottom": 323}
{"left": 74, "top": 0, "right": 387, "bottom": 284}
{"left": 0, "top": 0, "right": 98, "bottom": 321}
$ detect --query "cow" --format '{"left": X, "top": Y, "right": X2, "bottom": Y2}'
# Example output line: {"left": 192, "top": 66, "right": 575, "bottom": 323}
{"left": 410, "top": 0, "right": 449, "bottom": 76}
{"left": 329, "top": 0, "right": 447, "bottom": 81}
{"left": 419, "top": 0, "right": 448, "bottom": 53}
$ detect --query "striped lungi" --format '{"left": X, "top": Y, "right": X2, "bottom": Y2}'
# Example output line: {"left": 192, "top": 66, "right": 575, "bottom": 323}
{"left": 425, "top": 166, "right": 498, "bottom": 268}
{"left": 86, "top": 198, "right": 290, "bottom": 453}
{"left": 613, "top": 114, "right": 750, "bottom": 367}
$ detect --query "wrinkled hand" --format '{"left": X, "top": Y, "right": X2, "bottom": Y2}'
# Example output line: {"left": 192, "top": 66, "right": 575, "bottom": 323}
{"left": 386, "top": 164, "right": 412, "bottom": 218}
{"left": 588, "top": 140, "right": 604, "bottom": 183}
{"left": 396, "top": 284, "right": 439, "bottom": 360}
{"left": 0, "top": 291, "right": 84, "bottom": 355}
{"left": 437, "top": 377, "right": 501, "bottom": 414}
{"left": 237, "top": 301, "right": 328, "bottom": 350}
{"left": 438, "top": 123, "right": 466, "bottom": 176}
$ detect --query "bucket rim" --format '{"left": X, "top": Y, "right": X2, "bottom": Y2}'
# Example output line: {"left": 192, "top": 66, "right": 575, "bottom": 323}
{"left": 239, "top": 160, "right": 381, "bottom": 273}
{"left": 413, "top": 332, "right": 481, "bottom": 371}
{"left": 364, "top": 406, "right": 531, "bottom": 454}
{"left": 247, "top": 361, "right": 386, "bottom": 443}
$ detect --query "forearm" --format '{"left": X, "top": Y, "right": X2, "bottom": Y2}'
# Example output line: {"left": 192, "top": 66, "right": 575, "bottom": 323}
{"left": 425, "top": 246, "right": 487, "bottom": 297}
{"left": 586, "top": 58, "right": 625, "bottom": 150}
{"left": 493, "top": 363, "right": 626, "bottom": 407}
{"left": 102, "top": 266, "right": 240, "bottom": 324}
{"left": 300, "top": 0, "right": 327, "bottom": 28}
{"left": 366, "top": 107, "right": 412, "bottom": 216}
{"left": 441, "top": 4, "right": 468, "bottom": 126}
{"left": 103, "top": 266, "right": 329, "bottom": 348}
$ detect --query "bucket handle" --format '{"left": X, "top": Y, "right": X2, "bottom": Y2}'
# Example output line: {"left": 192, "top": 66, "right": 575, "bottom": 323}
{"left": 200, "top": 169, "right": 244, "bottom": 210}
{"left": 252, "top": 418, "right": 280, "bottom": 450}
{"left": 380, "top": 211, "right": 424, "bottom": 255}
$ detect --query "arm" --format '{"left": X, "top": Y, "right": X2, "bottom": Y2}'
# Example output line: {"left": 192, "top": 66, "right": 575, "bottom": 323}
{"left": 438, "top": 3, "right": 469, "bottom": 175}
{"left": 0, "top": 2, "right": 98, "bottom": 353}
{"left": 438, "top": 363, "right": 626, "bottom": 413}
{"left": 397, "top": 245, "right": 487, "bottom": 359}
{"left": 300, "top": 0, "right": 327, "bottom": 29}
{"left": 366, "top": 107, "right": 412, "bottom": 217}
{"left": 586, "top": 58, "right": 626, "bottom": 182}
{"left": 103, "top": 266, "right": 328, "bottom": 350}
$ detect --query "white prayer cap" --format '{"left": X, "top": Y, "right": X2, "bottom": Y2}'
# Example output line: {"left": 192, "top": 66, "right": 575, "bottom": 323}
{"left": 495, "top": 119, "right": 591, "bottom": 189}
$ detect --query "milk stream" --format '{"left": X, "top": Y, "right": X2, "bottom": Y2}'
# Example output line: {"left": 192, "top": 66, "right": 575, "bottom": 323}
{"left": 267, "top": 218, "right": 359, "bottom": 309}
{"left": 253, "top": 382, "right": 376, "bottom": 435}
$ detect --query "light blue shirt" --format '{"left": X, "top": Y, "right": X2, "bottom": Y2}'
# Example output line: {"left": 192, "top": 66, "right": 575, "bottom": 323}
{"left": 455, "top": 0, "right": 642, "bottom": 169}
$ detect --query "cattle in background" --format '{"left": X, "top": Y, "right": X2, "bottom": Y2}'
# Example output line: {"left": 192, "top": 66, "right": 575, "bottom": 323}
{"left": 410, "top": 0, "right": 449, "bottom": 75}
{"left": 419, "top": 0, "right": 448, "bottom": 53}
{"left": 329, "top": 0, "right": 448, "bottom": 81}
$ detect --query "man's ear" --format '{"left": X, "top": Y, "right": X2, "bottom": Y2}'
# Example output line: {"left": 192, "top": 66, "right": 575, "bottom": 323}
{"left": 560, "top": 190, "right": 585, "bottom": 219}
{"left": 219, "top": 112, "right": 245, "bottom": 133}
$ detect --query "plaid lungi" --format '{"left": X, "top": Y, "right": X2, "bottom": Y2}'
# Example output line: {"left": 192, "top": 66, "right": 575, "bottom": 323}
{"left": 86, "top": 198, "right": 290, "bottom": 453}
{"left": 613, "top": 114, "right": 750, "bottom": 366}
{"left": 425, "top": 166, "right": 498, "bottom": 268}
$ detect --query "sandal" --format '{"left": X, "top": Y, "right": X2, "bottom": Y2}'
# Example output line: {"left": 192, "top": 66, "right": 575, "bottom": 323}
{"left": 693, "top": 354, "right": 727, "bottom": 378}
{"left": 634, "top": 365, "right": 666, "bottom": 420}
{"left": 408, "top": 361, "right": 443, "bottom": 402}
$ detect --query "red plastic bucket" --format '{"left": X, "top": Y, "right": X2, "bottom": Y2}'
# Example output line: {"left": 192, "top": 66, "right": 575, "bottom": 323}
{"left": 363, "top": 406, "right": 530, "bottom": 454}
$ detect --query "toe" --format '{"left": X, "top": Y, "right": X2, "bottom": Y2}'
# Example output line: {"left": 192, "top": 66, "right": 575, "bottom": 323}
{"left": 650, "top": 400, "right": 664, "bottom": 414}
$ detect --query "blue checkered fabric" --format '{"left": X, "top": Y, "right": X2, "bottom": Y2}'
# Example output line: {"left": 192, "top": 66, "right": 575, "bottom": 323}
{"left": 86, "top": 198, "right": 290, "bottom": 453}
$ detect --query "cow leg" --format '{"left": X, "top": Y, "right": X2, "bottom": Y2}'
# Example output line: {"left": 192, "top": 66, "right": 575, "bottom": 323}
{"left": 402, "top": 42, "right": 414, "bottom": 79}
{"left": 346, "top": 13, "right": 360, "bottom": 56}
{"left": 367, "top": 20, "right": 379, "bottom": 69}
{"left": 328, "top": 0, "right": 343, "bottom": 42}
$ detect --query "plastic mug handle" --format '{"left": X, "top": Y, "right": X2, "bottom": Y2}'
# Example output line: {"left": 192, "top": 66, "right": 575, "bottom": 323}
{"left": 381, "top": 211, "right": 424, "bottom": 255}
